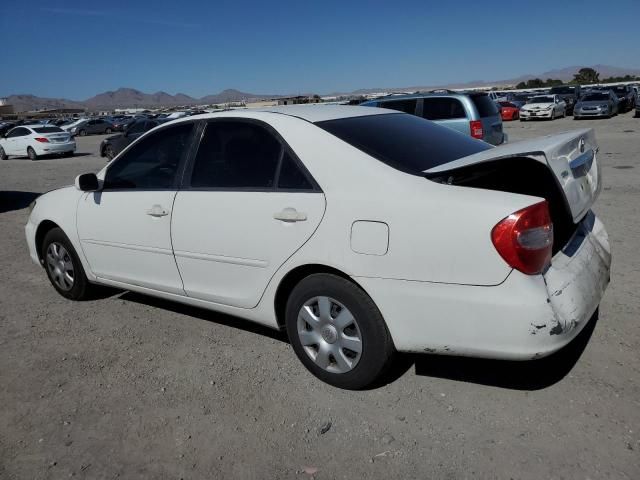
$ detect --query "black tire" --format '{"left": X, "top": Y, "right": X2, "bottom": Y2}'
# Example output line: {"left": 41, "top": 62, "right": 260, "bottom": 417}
{"left": 105, "top": 128, "right": 112, "bottom": 134}
{"left": 27, "top": 147, "right": 38, "bottom": 160}
{"left": 550, "top": 110, "right": 555, "bottom": 121}
{"left": 285, "top": 273, "right": 395, "bottom": 389}
{"left": 104, "top": 144, "right": 115, "bottom": 160}
{"left": 66, "top": 151, "right": 74, "bottom": 157}
{"left": 0, "top": 146, "right": 7, "bottom": 160}
{"left": 79, "top": 129, "right": 87, "bottom": 136}
{"left": 41, "top": 227, "right": 93, "bottom": 300}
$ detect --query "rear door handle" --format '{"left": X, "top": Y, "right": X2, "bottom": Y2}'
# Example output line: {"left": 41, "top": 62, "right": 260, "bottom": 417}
{"left": 146, "top": 204, "right": 169, "bottom": 217}
{"left": 274, "top": 207, "right": 307, "bottom": 222}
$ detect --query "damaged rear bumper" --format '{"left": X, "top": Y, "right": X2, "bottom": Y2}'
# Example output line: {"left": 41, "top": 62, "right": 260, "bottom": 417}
{"left": 355, "top": 211, "right": 610, "bottom": 360}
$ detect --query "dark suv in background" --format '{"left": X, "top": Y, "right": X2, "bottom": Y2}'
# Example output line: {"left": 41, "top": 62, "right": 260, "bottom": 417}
{"left": 99, "top": 118, "right": 164, "bottom": 160}
{"left": 361, "top": 91, "right": 506, "bottom": 145}
{"left": 549, "top": 85, "right": 582, "bottom": 115}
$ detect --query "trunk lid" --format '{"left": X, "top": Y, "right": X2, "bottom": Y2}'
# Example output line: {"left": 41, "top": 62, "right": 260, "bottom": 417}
{"left": 424, "top": 128, "right": 601, "bottom": 224}
{"left": 44, "top": 132, "right": 72, "bottom": 143}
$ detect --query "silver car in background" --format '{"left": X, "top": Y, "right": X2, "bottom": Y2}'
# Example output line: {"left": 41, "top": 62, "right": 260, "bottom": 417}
{"left": 574, "top": 91, "right": 618, "bottom": 119}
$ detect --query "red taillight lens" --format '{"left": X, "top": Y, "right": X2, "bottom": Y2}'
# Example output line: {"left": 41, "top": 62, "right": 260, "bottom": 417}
{"left": 34, "top": 137, "right": 49, "bottom": 143}
{"left": 491, "top": 201, "right": 553, "bottom": 275}
{"left": 470, "top": 120, "right": 484, "bottom": 139}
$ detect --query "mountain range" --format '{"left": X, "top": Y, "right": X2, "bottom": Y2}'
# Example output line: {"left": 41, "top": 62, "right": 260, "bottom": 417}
{"left": 4, "top": 65, "right": 640, "bottom": 112}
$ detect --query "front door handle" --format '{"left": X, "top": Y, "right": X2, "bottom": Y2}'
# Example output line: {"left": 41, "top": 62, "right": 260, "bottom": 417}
{"left": 146, "top": 204, "right": 169, "bottom": 217}
{"left": 274, "top": 207, "right": 307, "bottom": 222}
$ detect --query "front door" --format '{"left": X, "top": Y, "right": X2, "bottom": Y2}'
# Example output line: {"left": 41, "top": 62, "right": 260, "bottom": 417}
{"left": 77, "top": 122, "right": 196, "bottom": 294}
{"left": 171, "top": 120, "right": 325, "bottom": 308}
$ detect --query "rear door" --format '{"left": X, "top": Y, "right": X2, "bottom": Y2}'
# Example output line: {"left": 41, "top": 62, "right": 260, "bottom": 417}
{"left": 469, "top": 94, "right": 504, "bottom": 145}
{"left": 420, "top": 97, "right": 469, "bottom": 136}
{"left": 171, "top": 119, "right": 326, "bottom": 308}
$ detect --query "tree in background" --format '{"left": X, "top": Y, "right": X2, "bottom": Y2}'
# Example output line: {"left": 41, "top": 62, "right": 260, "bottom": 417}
{"left": 572, "top": 68, "right": 600, "bottom": 84}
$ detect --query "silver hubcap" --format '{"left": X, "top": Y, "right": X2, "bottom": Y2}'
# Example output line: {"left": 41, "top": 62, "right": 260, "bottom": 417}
{"left": 46, "top": 242, "right": 74, "bottom": 291}
{"left": 297, "top": 296, "right": 362, "bottom": 374}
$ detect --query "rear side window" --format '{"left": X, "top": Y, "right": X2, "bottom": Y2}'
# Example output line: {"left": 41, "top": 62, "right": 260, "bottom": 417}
{"left": 422, "top": 98, "right": 466, "bottom": 120}
{"left": 33, "top": 127, "right": 64, "bottom": 133}
{"left": 190, "top": 122, "right": 281, "bottom": 189}
{"left": 378, "top": 99, "right": 417, "bottom": 114}
{"left": 470, "top": 95, "right": 499, "bottom": 117}
{"left": 316, "top": 113, "right": 491, "bottom": 175}
{"left": 278, "top": 151, "right": 313, "bottom": 190}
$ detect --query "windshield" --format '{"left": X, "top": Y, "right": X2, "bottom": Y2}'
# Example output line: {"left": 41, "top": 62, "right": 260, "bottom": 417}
{"left": 33, "top": 127, "right": 64, "bottom": 133}
{"left": 612, "top": 86, "right": 627, "bottom": 94}
{"left": 529, "top": 96, "right": 554, "bottom": 104}
{"left": 582, "top": 93, "right": 609, "bottom": 102}
{"left": 315, "top": 113, "right": 491, "bottom": 175}
{"left": 550, "top": 86, "right": 574, "bottom": 94}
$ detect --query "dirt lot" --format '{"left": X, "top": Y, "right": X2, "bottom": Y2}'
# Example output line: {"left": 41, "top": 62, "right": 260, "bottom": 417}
{"left": 1, "top": 113, "right": 639, "bottom": 479}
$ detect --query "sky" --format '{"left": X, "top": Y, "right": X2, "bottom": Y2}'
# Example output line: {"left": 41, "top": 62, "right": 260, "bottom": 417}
{"left": 1, "top": 0, "right": 639, "bottom": 100}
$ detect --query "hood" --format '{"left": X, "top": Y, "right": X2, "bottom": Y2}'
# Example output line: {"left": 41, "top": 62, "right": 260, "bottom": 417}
{"left": 523, "top": 103, "right": 554, "bottom": 110}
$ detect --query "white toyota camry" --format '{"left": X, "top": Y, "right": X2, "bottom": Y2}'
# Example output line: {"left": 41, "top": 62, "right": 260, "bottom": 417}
{"left": 25, "top": 106, "right": 611, "bottom": 389}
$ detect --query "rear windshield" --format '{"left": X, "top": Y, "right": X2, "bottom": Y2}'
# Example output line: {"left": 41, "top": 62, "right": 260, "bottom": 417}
{"left": 315, "top": 113, "right": 491, "bottom": 175}
{"left": 470, "top": 95, "right": 499, "bottom": 117}
{"left": 33, "top": 127, "right": 64, "bottom": 133}
{"left": 582, "top": 93, "right": 609, "bottom": 101}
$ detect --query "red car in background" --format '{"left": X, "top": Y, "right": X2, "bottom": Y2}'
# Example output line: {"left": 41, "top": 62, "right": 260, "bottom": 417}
{"left": 499, "top": 101, "right": 520, "bottom": 121}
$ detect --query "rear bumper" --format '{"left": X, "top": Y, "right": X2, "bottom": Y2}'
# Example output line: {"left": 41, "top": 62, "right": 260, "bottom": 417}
{"left": 356, "top": 211, "right": 610, "bottom": 360}
{"left": 33, "top": 141, "right": 76, "bottom": 155}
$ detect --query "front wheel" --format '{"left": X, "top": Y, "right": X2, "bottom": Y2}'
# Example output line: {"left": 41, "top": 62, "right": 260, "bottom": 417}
{"left": 285, "top": 273, "right": 395, "bottom": 389}
{"left": 79, "top": 129, "right": 87, "bottom": 136}
{"left": 105, "top": 128, "right": 112, "bottom": 134}
{"left": 0, "top": 146, "right": 7, "bottom": 160}
{"left": 104, "top": 144, "right": 115, "bottom": 160}
{"left": 550, "top": 110, "right": 555, "bottom": 120}
{"left": 42, "top": 228, "right": 93, "bottom": 300}
{"left": 27, "top": 147, "right": 38, "bottom": 160}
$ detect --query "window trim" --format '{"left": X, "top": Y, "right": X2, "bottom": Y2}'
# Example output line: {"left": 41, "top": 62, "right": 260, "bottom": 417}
{"left": 180, "top": 117, "right": 322, "bottom": 193}
{"left": 101, "top": 120, "right": 200, "bottom": 192}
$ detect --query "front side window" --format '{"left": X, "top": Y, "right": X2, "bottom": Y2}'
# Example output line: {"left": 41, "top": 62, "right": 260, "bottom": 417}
{"left": 103, "top": 123, "right": 194, "bottom": 190}
{"left": 422, "top": 98, "right": 466, "bottom": 120}
{"left": 190, "top": 121, "right": 282, "bottom": 189}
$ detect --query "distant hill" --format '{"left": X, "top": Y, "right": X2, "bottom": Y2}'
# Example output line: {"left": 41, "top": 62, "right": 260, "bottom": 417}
{"left": 5, "top": 64, "right": 640, "bottom": 112}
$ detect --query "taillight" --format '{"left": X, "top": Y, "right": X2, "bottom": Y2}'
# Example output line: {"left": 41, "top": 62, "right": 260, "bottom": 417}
{"left": 34, "top": 137, "right": 49, "bottom": 143}
{"left": 470, "top": 120, "right": 484, "bottom": 139}
{"left": 491, "top": 201, "right": 553, "bottom": 275}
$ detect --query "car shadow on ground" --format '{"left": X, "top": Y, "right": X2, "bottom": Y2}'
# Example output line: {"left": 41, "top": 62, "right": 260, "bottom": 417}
{"left": 119, "top": 291, "right": 288, "bottom": 343}
{"left": 0, "top": 191, "right": 40, "bottom": 213}
{"left": 116, "top": 291, "right": 598, "bottom": 391}
{"left": 412, "top": 310, "right": 599, "bottom": 391}
{"left": 4, "top": 152, "right": 92, "bottom": 161}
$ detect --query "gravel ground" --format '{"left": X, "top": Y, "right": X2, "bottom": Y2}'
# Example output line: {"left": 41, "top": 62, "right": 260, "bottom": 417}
{"left": 1, "top": 113, "right": 639, "bottom": 479}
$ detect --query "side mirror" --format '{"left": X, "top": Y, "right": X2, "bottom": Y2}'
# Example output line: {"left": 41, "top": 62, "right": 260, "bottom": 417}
{"left": 75, "top": 173, "right": 99, "bottom": 192}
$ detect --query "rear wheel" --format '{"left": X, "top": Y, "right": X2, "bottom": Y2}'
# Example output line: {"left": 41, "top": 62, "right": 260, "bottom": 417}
{"left": 0, "top": 146, "right": 7, "bottom": 160}
{"left": 285, "top": 274, "right": 395, "bottom": 389}
{"left": 42, "top": 228, "right": 93, "bottom": 300}
{"left": 27, "top": 147, "right": 38, "bottom": 160}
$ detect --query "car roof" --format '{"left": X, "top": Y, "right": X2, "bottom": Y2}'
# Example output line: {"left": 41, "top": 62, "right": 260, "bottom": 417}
{"left": 171, "top": 105, "right": 396, "bottom": 124}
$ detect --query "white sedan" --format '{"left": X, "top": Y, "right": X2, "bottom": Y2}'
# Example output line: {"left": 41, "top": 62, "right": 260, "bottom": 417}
{"left": 520, "top": 94, "right": 567, "bottom": 120}
{"left": 24, "top": 106, "right": 610, "bottom": 389}
{"left": 0, "top": 125, "right": 76, "bottom": 160}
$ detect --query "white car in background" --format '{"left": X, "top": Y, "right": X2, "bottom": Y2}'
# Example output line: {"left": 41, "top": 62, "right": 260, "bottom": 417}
{"left": 0, "top": 125, "right": 76, "bottom": 160}
{"left": 520, "top": 94, "right": 567, "bottom": 120}
{"left": 24, "top": 106, "right": 610, "bottom": 389}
